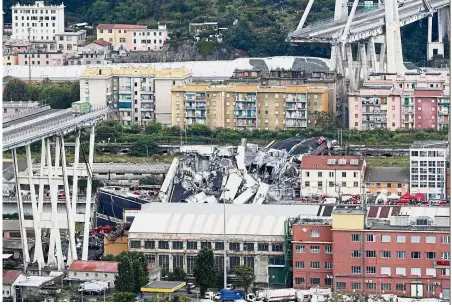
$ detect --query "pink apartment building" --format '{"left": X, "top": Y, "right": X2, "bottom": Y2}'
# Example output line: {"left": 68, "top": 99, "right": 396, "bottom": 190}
{"left": 349, "top": 73, "right": 450, "bottom": 130}
{"left": 126, "top": 25, "right": 168, "bottom": 51}
{"left": 17, "top": 52, "right": 64, "bottom": 66}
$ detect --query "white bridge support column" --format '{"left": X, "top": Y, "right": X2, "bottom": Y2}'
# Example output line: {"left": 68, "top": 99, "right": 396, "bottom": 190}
{"left": 384, "top": 0, "right": 404, "bottom": 75}
{"left": 359, "top": 43, "right": 369, "bottom": 81}
{"left": 60, "top": 135, "right": 78, "bottom": 266}
{"left": 346, "top": 44, "right": 357, "bottom": 90}
{"left": 12, "top": 148, "right": 30, "bottom": 270}
{"left": 368, "top": 37, "right": 378, "bottom": 73}
{"left": 26, "top": 145, "right": 45, "bottom": 272}
{"left": 427, "top": 11, "right": 445, "bottom": 60}
{"left": 82, "top": 126, "right": 96, "bottom": 260}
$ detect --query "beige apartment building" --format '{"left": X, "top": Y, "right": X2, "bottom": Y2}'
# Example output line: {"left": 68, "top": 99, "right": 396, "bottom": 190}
{"left": 96, "top": 24, "right": 147, "bottom": 50}
{"left": 171, "top": 84, "right": 329, "bottom": 130}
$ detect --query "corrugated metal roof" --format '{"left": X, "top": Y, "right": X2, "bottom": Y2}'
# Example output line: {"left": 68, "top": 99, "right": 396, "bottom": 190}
{"left": 130, "top": 203, "right": 321, "bottom": 236}
{"left": 3, "top": 56, "right": 332, "bottom": 81}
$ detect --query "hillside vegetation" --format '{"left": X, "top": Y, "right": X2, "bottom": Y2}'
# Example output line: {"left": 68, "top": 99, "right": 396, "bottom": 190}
{"left": 3, "top": 0, "right": 445, "bottom": 65}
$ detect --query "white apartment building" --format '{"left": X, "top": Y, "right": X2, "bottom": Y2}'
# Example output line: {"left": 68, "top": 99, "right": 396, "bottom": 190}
{"left": 300, "top": 156, "right": 367, "bottom": 197}
{"left": 409, "top": 141, "right": 448, "bottom": 199}
{"left": 11, "top": 1, "right": 65, "bottom": 41}
{"left": 79, "top": 67, "right": 192, "bottom": 125}
{"left": 55, "top": 30, "right": 86, "bottom": 54}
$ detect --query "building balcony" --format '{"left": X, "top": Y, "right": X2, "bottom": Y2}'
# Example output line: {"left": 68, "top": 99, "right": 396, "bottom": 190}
{"left": 285, "top": 115, "right": 307, "bottom": 120}
{"left": 235, "top": 106, "right": 257, "bottom": 111}
{"left": 438, "top": 111, "right": 449, "bottom": 116}
{"left": 140, "top": 87, "right": 153, "bottom": 93}
{"left": 185, "top": 112, "right": 206, "bottom": 118}
{"left": 236, "top": 120, "right": 257, "bottom": 127}
{"left": 286, "top": 122, "right": 308, "bottom": 128}
{"left": 187, "top": 119, "right": 207, "bottom": 125}
{"left": 119, "top": 87, "right": 132, "bottom": 93}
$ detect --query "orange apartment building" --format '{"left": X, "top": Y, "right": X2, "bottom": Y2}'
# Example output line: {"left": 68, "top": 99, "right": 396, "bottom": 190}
{"left": 292, "top": 209, "right": 450, "bottom": 299}
{"left": 364, "top": 167, "right": 410, "bottom": 196}
{"left": 171, "top": 84, "right": 330, "bottom": 131}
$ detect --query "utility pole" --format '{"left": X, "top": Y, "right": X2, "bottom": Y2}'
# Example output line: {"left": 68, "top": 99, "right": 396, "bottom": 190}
{"left": 28, "top": 27, "right": 32, "bottom": 84}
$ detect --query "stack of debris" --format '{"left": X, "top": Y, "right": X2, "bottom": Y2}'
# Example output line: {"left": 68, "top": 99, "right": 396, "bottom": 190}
{"left": 158, "top": 138, "right": 304, "bottom": 205}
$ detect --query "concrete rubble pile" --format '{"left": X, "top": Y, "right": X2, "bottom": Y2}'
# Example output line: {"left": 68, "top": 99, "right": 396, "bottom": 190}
{"left": 158, "top": 139, "right": 301, "bottom": 205}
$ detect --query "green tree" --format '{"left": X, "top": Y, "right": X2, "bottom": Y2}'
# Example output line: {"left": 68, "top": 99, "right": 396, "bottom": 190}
{"left": 233, "top": 265, "right": 255, "bottom": 292}
{"left": 114, "top": 252, "right": 149, "bottom": 293}
{"left": 39, "top": 84, "right": 73, "bottom": 109}
{"left": 3, "top": 78, "right": 29, "bottom": 101}
{"left": 193, "top": 248, "right": 216, "bottom": 295}
{"left": 101, "top": 254, "right": 118, "bottom": 261}
{"left": 168, "top": 267, "right": 186, "bottom": 281}
{"left": 3, "top": 261, "right": 17, "bottom": 270}
{"left": 144, "top": 122, "right": 163, "bottom": 135}
{"left": 112, "top": 292, "right": 136, "bottom": 302}
{"left": 129, "top": 139, "right": 160, "bottom": 157}
{"left": 197, "top": 40, "right": 215, "bottom": 57}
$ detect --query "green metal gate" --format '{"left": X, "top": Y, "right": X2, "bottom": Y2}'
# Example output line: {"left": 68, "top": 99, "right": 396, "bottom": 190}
{"left": 268, "top": 266, "right": 285, "bottom": 286}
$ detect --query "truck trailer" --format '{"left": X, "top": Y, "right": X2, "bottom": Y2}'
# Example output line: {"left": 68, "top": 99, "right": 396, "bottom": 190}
{"left": 256, "top": 289, "right": 297, "bottom": 302}
{"left": 78, "top": 281, "right": 108, "bottom": 295}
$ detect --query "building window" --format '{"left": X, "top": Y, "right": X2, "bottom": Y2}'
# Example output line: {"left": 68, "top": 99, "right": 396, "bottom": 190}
{"left": 144, "top": 240, "right": 155, "bottom": 249}
{"left": 310, "top": 246, "right": 320, "bottom": 254}
{"left": 381, "top": 283, "right": 391, "bottom": 292}
{"left": 317, "top": 172, "right": 322, "bottom": 177}
{"left": 351, "top": 234, "right": 361, "bottom": 242}
{"left": 441, "top": 236, "right": 450, "bottom": 244}
{"left": 381, "top": 267, "right": 391, "bottom": 275}
{"left": 158, "top": 254, "right": 169, "bottom": 271}
{"left": 145, "top": 254, "right": 155, "bottom": 264}
{"left": 229, "top": 243, "right": 240, "bottom": 251}
{"left": 366, "top": 283, "right": 377, "bottom": 290}
{"left": 201, "top": 241, "right": 212, "bottom": 249}
{"left": 130, "top": 240, "right": 141, "bottom": 248}
{"left": 272, "top": 243, "right": 283, "bottom": 252}
{"left": 410, "top": 268, "right": 421, "bottom": 276}
{"left": 351, "top": 282, "right": 361, "bottom": 290}
{"left": 351, "top": 250, "right": 361, "bottom": 258}
{"left": 396, "top": 235, "right": 406, "bottom": 243}
{"left": 325, "top": 246, "right": 332, "bottom": 254}
{"left": 310, "top": 230, "right": 320, "bottom": 238}
{"left": 396, "top": 251, "right": 406, "bottom": 259}
{"left": 396, "top": 267, "right": 406, "bottom": 276}
{"left": 411, "top": 236, "right": 421, "bottom": 243}
{"left": 381, "top": 251, "right": 391, "bottom": 258}
{"left": 366, "top": 250, "right": 376, "bottom": 258}
{"left": 187, "top": 256, "right": 196, "bottom": 274}
{"left": 295, "top": 278, "right": 305, "bottom": 285}
{"left": 325, "top": 278, "right": 332, "bottom": 286}
{"left": 295, "top": 245, "right": 305, "bottom": 253}
{"left": 187, "top": 241, "right": 197, "bottom": 249}
{"left": 341, "top": 172, "right": 346, "bottom": 178}
{"left": 336, "top": 282, "right": 346, "bottom": 290}
{"left": 295, "top": 261, "right": 305, "bottom": 269}
{"left": 310, "top": 278, "right": 320, "bottom": 285}
{"left": 351, "top": 266, "right": 361, "bottom": 273}
{"left": 244, "top": 256, "right": 255, "bottom": 270}
{"left": 411, "top": 251, "right": 421, "bottom": 259}
{"left": 325, "top": 262, "right": 333, "bottom": 269}
{"left": 426, "top": 268, "right": 436, "bottom": 276}
{"left": 366, "top": 266, "right": 376, "bottom": 274}
{"left": 158, "top": 241, "right": 169, "bottom": 249}
{"left": 243, "top": 243, "right": 254, "bottom": 251}
{"left": 366, "top": 234, "right": 376, "bottom": 242}
{"left": 172, "top": 241, "right": 183, "bottom": 249}
{"left": 426, "top": 236, "right": 436, "bottom": 244}
{"left": 268, "top": 256, "right": 284, "bottom": 265}
{"left": 441, "top": 252, "right": 450, "bottom": 260}
{"left": 310, "top": 261, "right": 320, "bottom": 269}
{"left": 440, "top": 269, "right": 450, "bottom": 276}
{"left": 215, "top": 242, "right": 224, "bottom": 250}
{"left": 426, "top": 252, "right": 436, "bottom": 259}
{"left": 230, "top": 256, "right": 240, "bottom": 269}
{"left": 381, "top": 235, "right": 391, "bottom": 242}
{"left": 258, "top": 243, "right": 269, "bottom": 251}
{"left": 353, "top": 182, "right": 359, "bottom": 187}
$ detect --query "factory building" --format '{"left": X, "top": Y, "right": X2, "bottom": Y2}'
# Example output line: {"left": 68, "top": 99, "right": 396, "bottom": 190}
{"left": 291, "top": 209, "right": 450, "bottom": 299}
{"left": 127, "top": 203, "right": 327, "bottom": 285}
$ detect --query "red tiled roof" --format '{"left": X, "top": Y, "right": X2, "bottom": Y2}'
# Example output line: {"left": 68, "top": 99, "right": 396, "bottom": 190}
{"left": 69, "top": 260, "right": 154, "bottom": 273}
{"left": 3, "top": 270, "right": 21, "bottom": 284}
{"left": 97, "top": 24, "right": 147, "bottom": 30}
{"left": 300, "top": 156, "right": 365, "bottom": 170}
{"left": 92, "top": 39, "right": 110, "bottom": 47}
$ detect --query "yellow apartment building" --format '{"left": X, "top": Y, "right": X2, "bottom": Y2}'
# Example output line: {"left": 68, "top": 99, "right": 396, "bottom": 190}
{"left": 171, "top": 84, "right": 329, "bottom": 130}
{"left": 96, "top": 24, "right": 147, "bottom": 49}
{"left": 3, "top": 54, "right": 18, "bottom": 65}
{"left": 364, "top": 167, "right": 410, "bottom": 196}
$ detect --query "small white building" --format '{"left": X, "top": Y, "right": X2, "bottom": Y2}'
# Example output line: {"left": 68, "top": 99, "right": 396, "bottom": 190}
{"left": 55, "top": 30, "right": 87, "bottom": 54}
{"left": 67, "top": 40, "right": 111, "bottom": 65}
{"left": 409, "top": 141, "right": 448, "bottom": 199}
{"left": 300, "top": 156, "right": 366, "bottom": 197}
{"left": 11, "top": 1, "right": 65, "bottom": 41}
{"left": 67, "top": 260, "right": 159, "bottom": 288}
{"left": 3, "top": 270, "right": 23, "bottom": 301}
